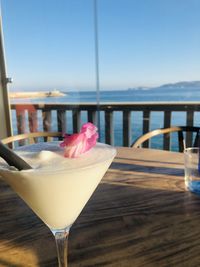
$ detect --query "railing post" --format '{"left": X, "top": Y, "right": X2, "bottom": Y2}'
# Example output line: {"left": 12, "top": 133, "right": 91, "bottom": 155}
{"left": 105, "top": 111, "right": 114, "bottom": 145}
{"left": 42, "top": 110, "right": 52, "bottom": 132}
{"left": 88, "top": 110, "right": 97, "bottom": 126}
{"left": 143, "top": 111, "right": 150, "bottom": 148}
{"left": 123, "top": 110, "right": 131, "bottom": 147}
{"left": 28, "top": 110, "right": 38, "bottom": 133}
{"left": 16, "top": 107, "right": 26, "bottom": 145}
{"left": 57, "top": 110, "right": 66, "bottom": 134}
{"left": 72, "top": 110, "right": 81, "bottom": 133}
{"left": 163, "top": 111, "right": 172, "bottom": 150}
{"left": 186, "top": 111, "right": 194, "bottom": 148}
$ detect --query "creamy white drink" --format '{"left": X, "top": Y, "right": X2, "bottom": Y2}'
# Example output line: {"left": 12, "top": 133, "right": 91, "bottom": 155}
{"left": 0, "top": 142, "right": 116, "bottom": 229}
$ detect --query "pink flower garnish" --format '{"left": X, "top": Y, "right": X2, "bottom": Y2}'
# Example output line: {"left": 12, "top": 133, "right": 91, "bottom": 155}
{"left": 60, "top": 122, "right": 98, "bottom": 158}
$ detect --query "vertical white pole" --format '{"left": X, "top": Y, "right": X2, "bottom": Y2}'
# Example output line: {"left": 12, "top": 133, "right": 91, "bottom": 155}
{"left": 0, "top": 10, "right": 12, "bottom": 138}
{"left": 93, "top": 0, "right": 101, "bottom": 139}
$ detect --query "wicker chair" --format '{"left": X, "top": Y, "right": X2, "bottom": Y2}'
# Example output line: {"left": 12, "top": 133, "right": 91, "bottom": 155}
{"left": 131, "top": 126, "right": 200, "bottom": 152}
{"left": 2, "top": 132, "right": 62, "bottom": 147}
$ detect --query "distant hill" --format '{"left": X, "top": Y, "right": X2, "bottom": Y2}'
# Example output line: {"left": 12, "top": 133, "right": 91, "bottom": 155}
{"left": 152, "top": 81, "right": 200, "bottom": 91}
{"left": 127, "top": 81, "right": 200, "bottom": 91}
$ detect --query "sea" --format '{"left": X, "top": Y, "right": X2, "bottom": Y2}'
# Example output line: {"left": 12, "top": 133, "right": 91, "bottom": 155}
{"left": 11, "top": 87, "right": 200, "bottom": 150}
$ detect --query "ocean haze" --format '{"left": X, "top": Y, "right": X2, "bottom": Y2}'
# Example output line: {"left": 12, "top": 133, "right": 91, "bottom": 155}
{"left": 10, "top": 80, "right": 200, "bottom": 104}
{"left": 9, "top": 80, "right": 200, "bottom": 95}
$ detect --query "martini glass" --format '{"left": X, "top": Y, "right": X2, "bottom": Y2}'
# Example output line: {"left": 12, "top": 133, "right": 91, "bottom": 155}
{"left": 0, "top": 141, "right": 116, "bottom": 266}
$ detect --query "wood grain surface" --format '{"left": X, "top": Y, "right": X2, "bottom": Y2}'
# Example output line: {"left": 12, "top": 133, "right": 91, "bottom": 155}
{"left": 0, "top": 147, "right": 199, "bottom": 267}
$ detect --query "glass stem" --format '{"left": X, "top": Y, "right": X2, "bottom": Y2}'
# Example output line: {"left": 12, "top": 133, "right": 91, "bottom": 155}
{"left": 52, "top": 227, "right": 70, "bottom": 267}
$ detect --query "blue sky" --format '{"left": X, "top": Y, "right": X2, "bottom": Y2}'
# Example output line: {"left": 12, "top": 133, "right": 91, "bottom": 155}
{"left": 1, "top": 0, "right": 200, "bottom": 91}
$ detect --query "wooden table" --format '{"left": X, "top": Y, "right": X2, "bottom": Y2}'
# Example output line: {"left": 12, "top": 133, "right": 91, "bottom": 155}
{"left": 0, "top": 147, "right": 200, "bottom": 267}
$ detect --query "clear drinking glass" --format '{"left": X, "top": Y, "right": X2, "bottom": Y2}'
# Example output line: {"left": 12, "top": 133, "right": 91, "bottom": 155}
{"left": 184, "top": 147, "right": 200, "bottom": 195}
{"left": 0, "top": 142, "right": 116, "bottom": 266}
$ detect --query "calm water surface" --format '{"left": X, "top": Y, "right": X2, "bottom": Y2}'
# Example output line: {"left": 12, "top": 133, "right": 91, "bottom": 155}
{"left": 11, "top": 88, "right": 200, "bottom": 149}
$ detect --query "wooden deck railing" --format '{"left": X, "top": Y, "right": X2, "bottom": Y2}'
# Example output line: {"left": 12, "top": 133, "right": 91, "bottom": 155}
{"left": 11, "top": 102, "right": 200, "bottom": 149}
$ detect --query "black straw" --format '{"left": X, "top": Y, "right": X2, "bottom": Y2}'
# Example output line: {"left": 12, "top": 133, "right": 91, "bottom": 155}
{"left": 0, "top": 141, "right": 32, "bottom": 170}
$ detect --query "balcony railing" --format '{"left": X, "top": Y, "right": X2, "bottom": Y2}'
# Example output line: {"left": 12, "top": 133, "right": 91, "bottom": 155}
{"left": 11, "top": 102, "right": 200, "bottom": 150}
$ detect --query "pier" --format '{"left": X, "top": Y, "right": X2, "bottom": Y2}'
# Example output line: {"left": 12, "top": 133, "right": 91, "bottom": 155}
{"left": 9, "top": 90, "right": 65, "bottom": 99}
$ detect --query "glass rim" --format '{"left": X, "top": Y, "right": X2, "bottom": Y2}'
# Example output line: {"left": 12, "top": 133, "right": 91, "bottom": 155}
{"left": 0, "top": 144, "right": 117, "bottom": 174}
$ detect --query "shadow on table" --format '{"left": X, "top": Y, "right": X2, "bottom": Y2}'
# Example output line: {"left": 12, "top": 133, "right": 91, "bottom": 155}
{"left": 111, "top": 160, "right": 184, "bottom": 177}
{"left": 116, "top": 156, "right": 184, "bottom": 166}
{"left": 70, "top": 182, "right": 200, "bottom": 267}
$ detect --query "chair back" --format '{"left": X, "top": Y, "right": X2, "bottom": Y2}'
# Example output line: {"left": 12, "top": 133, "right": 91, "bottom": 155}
{"left": 2, "top": 132, "right": 62, "bottom": 147}
{"left": 131, "top": 126, "right": 200, "bottom": 152}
